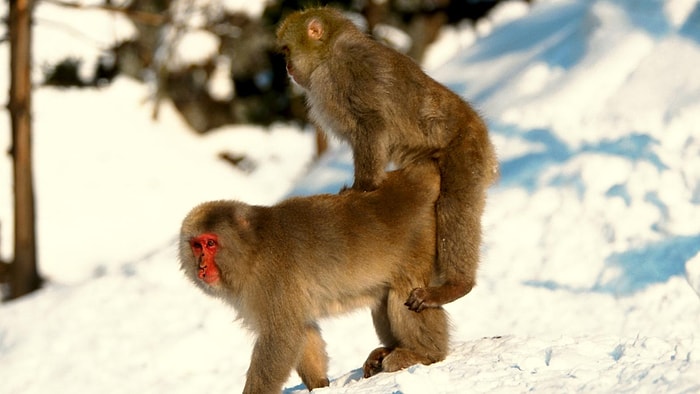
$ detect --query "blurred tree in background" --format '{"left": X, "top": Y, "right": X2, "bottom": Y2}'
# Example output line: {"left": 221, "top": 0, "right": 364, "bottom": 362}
{"left": 6, "top": 0, "right": 42, "bottom": 300}
{"left": 41, "top": 0, "right": 509, "bottom": 133}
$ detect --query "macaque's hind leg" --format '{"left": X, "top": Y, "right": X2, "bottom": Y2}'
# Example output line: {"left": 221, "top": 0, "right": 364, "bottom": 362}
{"left": 406, "top": 144, "right": 490, "bottom": 311}
{"left": 364, "top": 289, "right": 449, "bottom": 377}
{"left": 363, "top": 346, "right": 393, "bottom": 378}
{"left": 296, "top": 323, "right": 330, "bottom": 390}
{"left": 364, "top": 292, "right": 399, "bottom": 378}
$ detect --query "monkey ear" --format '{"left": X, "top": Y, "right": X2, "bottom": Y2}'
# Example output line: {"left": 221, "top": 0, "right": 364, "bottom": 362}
{"left": 307, "top": 18, "right": 324, "bottom": 41}
{"left": 237, "top": 216, "right": 250, "bottom": 230}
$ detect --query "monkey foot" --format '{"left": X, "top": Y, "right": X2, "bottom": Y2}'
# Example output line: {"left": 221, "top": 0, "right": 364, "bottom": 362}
{"left": 362, "top": 347, "right": 393, "bottom": 378}
{"left": 303, "top": 376, "right": 329, "bottom": 391}
{"left": 404, "top": 287, "right": 431, "bottom": 312}
{"left": 405, "top": 282, "right": 474, "bottom": 311}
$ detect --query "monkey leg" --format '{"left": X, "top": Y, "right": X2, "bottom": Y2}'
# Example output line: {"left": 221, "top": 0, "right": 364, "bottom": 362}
{"left": 406, "top": 143, "right": 491, "bottom": 311}
{"left": 295, "top": 323, "right": 330, "bottom": 391}
{"left": 243, "top": 325, "right": 310, "bottom": 394}
{"left": 364, "top": 292, "right": 398, "bottom": 378}
{"left": 370, "top": 291, "right": 399, "bottom": 348}
{"left": 365, "top": 289, "right": 449, "bottom": 377}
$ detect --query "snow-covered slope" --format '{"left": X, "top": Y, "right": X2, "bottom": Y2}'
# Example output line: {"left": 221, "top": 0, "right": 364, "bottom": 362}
{"left": 1, "top": 0, "right": 699, "bottom": 393}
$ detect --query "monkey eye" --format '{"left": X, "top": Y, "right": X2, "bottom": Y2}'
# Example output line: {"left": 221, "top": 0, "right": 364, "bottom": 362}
{"left": 190, "top": 233, "right": 218, "bottom": 253}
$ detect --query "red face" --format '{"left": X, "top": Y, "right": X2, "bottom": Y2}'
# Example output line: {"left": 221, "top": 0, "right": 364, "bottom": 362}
{"left": 280, "top": 45, "right": 308, "bottom": 88}
{"left": 190, "top": 233, "right": 221, "bottom": 285}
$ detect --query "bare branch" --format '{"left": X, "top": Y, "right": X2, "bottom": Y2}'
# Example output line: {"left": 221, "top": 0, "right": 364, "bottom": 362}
{"left": 42, "top": 0, "right": 170, "bottom": 26}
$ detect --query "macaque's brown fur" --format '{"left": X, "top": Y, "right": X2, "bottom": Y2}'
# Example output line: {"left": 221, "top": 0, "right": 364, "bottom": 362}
{"left": 179, "top": 161, "right": 449, "bottom": 394}
{"left": 277, "top": 8, "right": 499, "bottom": 311}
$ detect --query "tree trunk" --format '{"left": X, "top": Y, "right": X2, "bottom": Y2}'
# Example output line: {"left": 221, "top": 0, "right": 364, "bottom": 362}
{"left": 8, "top": 0, "right": 41, "bottom": 299}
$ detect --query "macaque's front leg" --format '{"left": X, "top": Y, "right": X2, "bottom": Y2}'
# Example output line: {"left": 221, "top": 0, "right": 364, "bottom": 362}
{"left": 296, "top": 323, "right": 330, "bottom": 391}
{"left": 243, "top": 330, "right": 304, "bottom": 394}
{"left": 350, "top": 136, "right": 389, "bottom": 192}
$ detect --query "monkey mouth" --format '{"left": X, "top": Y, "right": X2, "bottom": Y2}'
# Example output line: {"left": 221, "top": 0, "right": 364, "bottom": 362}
{"left": 198, "top": 264, "right": 221, "bottom": 285}
{"left": 285, "top": 64, "right": 303, "bottom": 87}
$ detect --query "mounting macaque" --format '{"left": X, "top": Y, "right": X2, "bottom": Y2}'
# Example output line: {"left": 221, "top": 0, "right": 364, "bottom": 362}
{"left": 277, "top": 8, "right": 499, "bottom": 311}
{"left": 179, "top": 161, "right": 449, "bottom": 394}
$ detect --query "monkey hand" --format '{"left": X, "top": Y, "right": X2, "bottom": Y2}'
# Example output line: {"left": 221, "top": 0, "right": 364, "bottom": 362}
{"left": 404, "top": 287, "right": 434, "bottom": 312}
{"left": 339, "top": 176, "right": 383, "bottom": 193}
{"left": 362, "top": 347, "right": 393, "bottom": 378}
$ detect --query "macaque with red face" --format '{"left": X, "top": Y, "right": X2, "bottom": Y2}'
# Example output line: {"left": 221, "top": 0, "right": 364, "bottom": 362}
{"left": 179, "top": 160, "right": 449, "bottom": 394}
{"left": 277, "top": 7, "right": 499, "bottom": 312}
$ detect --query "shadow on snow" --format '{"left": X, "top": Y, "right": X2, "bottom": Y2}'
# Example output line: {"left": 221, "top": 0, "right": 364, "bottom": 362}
{"left": 492, "top": 123, "right": 667, "bottom": 193}
{"left": 679, "top": 1, "right": 700, "bottom": 45}
{"left": 593, "top": 234, "right": 700, "bottom": 295}
{"left": 525, "top": 234, "right": 700, "bottom": 296}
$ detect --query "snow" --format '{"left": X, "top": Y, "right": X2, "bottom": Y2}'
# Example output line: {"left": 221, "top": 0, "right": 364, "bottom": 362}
{"left": 1, "top": 0, "right": 699, "bottom": 393}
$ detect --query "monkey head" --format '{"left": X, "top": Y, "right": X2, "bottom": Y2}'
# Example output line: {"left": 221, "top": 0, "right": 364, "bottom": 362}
{"left": 276, "top": 8, "right": 356, "bottom": 88}
{"left": 179, "top": 201, "right": 254, "bottom": 298}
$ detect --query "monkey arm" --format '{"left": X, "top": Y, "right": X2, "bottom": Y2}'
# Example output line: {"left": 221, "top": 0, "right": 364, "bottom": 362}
{"left": 350, "top": 130, "right": 389, "bottom": 192}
